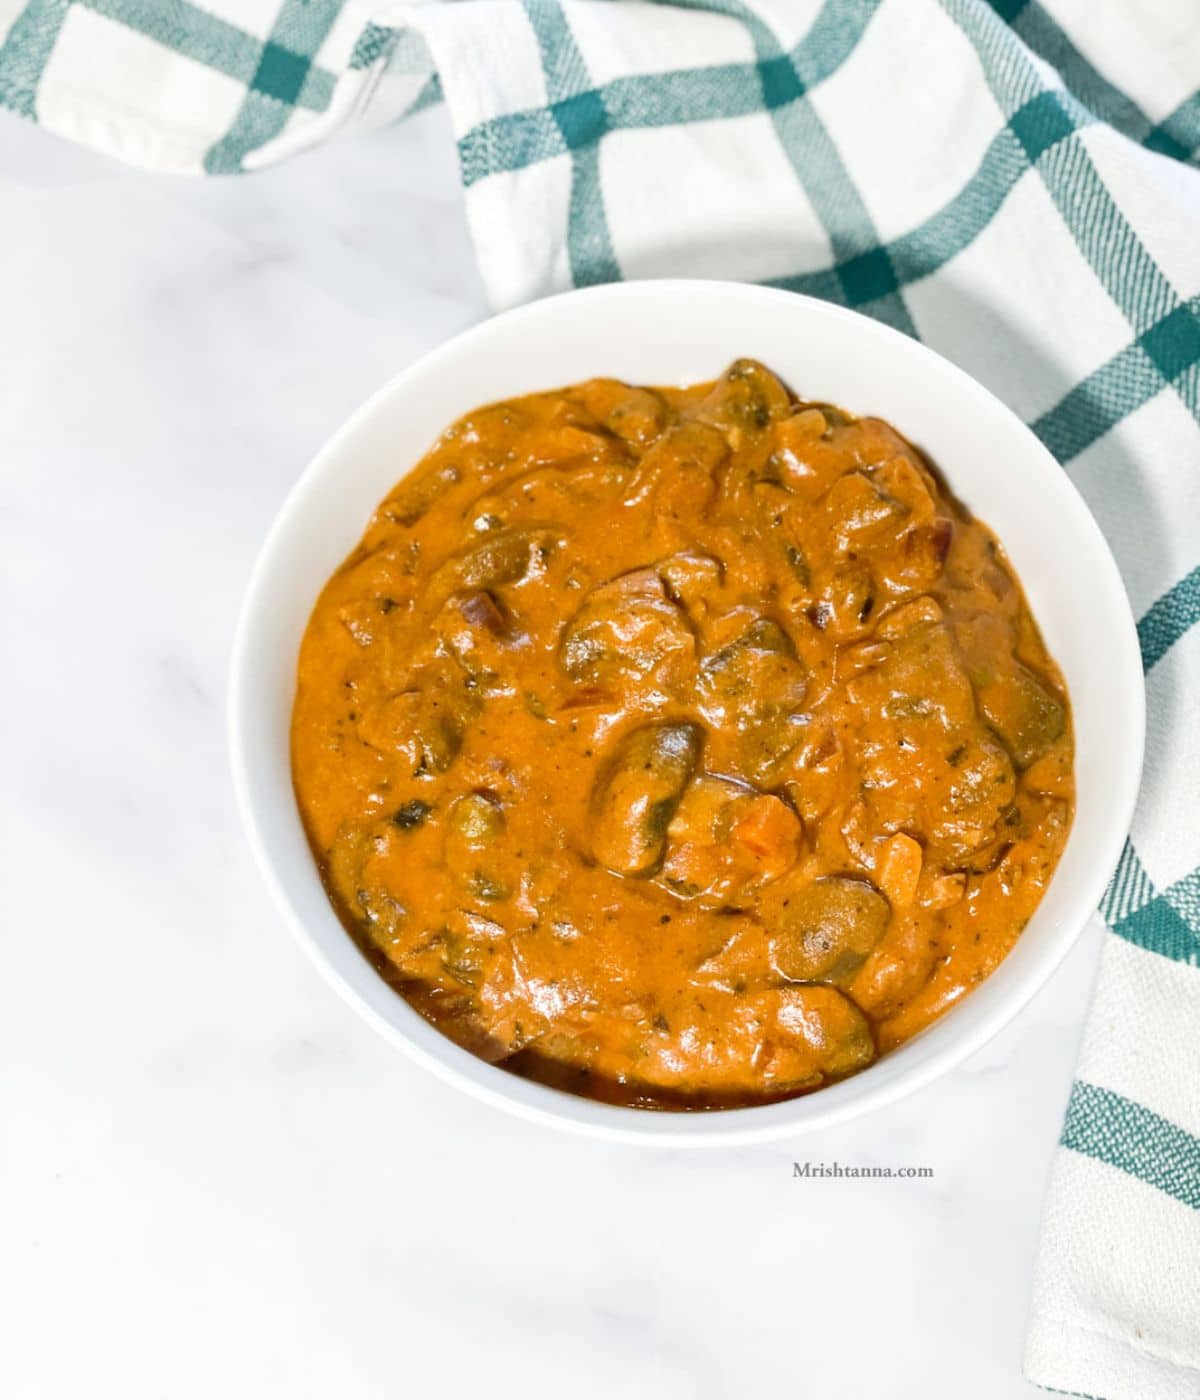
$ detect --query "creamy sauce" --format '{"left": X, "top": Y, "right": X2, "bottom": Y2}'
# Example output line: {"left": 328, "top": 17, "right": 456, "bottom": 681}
{"left": 291, "top": 361, "right": 1074, "bottom": 1109}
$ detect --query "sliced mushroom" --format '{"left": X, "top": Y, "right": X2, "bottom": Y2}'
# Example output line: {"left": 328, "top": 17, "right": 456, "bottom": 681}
{"left": 698, "top": 619, "right": 802, "bottom": 714}
{"left": 977, "top": 664, "right": 1066, "bottom": 768}
{"left": 622, "top": 419, "right": 730, "bottom": 509}
{"left": 807, "top": 561, "right": 877, "bottom": 641}
{"left": 326, "top": 824, "right": 369, "bottom": 923}
{"left": 606, "top": 983, "right": 873, "bottom": 1096}
{"left": 325, "top": 822, "right": 412, "bottom": 946}
{"left": 356, "top": 658, "right": 477, "bottom": 775}
{"left": 877, "top": 595, "right": 943, "bottom": 639}
{"left": 924, "top": 733, "right": 1017, "bottom": 856}
{"left": 445, "top": 790, "right": 510, "bottom": 900}
{"left": 559, "top": 568, "right": 695, "bottom": 686}
{"left": 695, "top": 359, "right": 793, "bottom": 446}
{"left": 569, "top": 379, "right": 669, "bottom": 447}
{"left": 656, "top": 550, "right": 724, "bottom": 612}
{"left": 772, "top": 876, "right": 892, "bottom": 985}
{"left": 822, "top": 469, "right": 908, "bottom": 552}
{"left": 660, "top": 776, "right": 802, "bottom": 903}
{"left": 869, "top": 619, "right": 976, "bottom": 728}
{"left": 697, "top": 618, "right": 807, "bottom": 779}
{"left": 430, "top": 525, "right": 559, "bottom": 599}
{"left": 774, "top": 984, "right": 876, "bottom": 1079}
{"left": 472, "top": 459, "right": 632, "bottom": 527}
{"left": 770, "top": 407, "right": 853, "bottom": 499}
{"left": 434, "top": 589, "right": 522, "bottom": 692}
{"left": 869, "top": 455, "right": 937, "bottom": 519}
{"left": 402, "top": 981, "right": 518, "bottom": 1065}
{"left": 589, "top": 722, "right": 704, "bottom": 876}
{"left": 378, "top": 462, "right": 461, "bottom": 528}
{"left": 523, "top": 402, "right": 629, "bottom": 466}
{"left": 882, "top": 515, "right": 955, "bottom": 593}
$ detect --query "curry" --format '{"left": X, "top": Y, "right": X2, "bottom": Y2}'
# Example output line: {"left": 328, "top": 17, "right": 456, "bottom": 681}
{"left": 291, "top": 360, "right": 1074, "bottom": 1108}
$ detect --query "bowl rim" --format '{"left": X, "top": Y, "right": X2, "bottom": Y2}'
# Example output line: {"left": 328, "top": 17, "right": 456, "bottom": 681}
{"left": 228, "top": 279, "right": 1145, "bottom": 1147}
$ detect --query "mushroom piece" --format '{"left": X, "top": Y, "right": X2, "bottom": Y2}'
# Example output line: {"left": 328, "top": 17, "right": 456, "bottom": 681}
{"left": 660, "top": 776, "right": 802, "bottom": 904}
{"left": 430, "top": 525, "right": 560, "bottom": 600}
{"left": 977, "top": 664, "right": 1066, "bottom": 768}
{"left": 698, "top": 619, "right": 804, "bottom": 719}
{"left": 772, "top": 876, "right": 892, "bottom": 986}
{"left": 656, "top": 550, "right": 724, "bottom": 613}
{"left": 356, "top": 658, "right": 478, "bottom": 776}
{"left": 695, "top": 359, "right": 793, "bottom": 446}
{"left": 621, "top": 418, "right": 730, "bottom": 510}
{"left": 923, "top": 732, "right": 1017, "bottom": 858}
{"left": 821, "top": 470, "right": 908, "bottom": 553}
{"left": 614, "top": 983, "right": 874, "bottom": 1095}
{"left": 877, "top": 619, "right": 976, "bottom": 729}
{"left": 433, "top": 589, "right": 523, "bottom": 692}
{"left": 378, "top": 462, "right": 461, "bottom": 528}
{"left": 774, "top": 984, "right": 876, "bottom": 1080}
{"left": 589, "top": 722, "right": 704, "bottom": 876}
{"left": 807, "top": 561, "right": 878, "bottom": 642}
{"left": 445, "top": 790, "right": 510, "bottom": 900}
{"left": 559, "top": 567, "right": 695, "bottom": 687}
{"left": 697, "top": 617, "right": 808, "bottom": 780}
{"left": 569, "top": 379, "right": 670, "bottom": 447}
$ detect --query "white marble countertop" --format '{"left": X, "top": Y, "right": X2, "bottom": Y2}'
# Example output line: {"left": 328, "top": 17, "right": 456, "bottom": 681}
{"left": 2, "top": 106, "right": 1106, "bottom": 1400}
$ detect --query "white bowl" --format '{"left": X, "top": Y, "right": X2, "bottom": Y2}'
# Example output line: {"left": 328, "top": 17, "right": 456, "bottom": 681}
{"left": 229, "top": 280, "right": 1144, "bottom": 1146}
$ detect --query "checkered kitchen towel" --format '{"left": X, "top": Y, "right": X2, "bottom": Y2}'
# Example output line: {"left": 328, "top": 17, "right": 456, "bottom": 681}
{"left": 3, "top": 0, "right": 1198, "bottom": 1392}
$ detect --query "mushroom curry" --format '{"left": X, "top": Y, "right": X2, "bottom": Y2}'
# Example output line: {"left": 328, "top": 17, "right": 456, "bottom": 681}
{"left": 291, "top": 360, "right": 1074, "bottom": 1109}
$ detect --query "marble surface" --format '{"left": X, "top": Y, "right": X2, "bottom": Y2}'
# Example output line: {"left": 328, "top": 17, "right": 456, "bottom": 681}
{"left": 1, "top": 105, "right": 1106, "bottom": 1400}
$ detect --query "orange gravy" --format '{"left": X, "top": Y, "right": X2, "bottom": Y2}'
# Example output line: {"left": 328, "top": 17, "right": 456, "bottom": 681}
{"left": 291, "top": 361, "right": 1074, "bottom": 1108}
